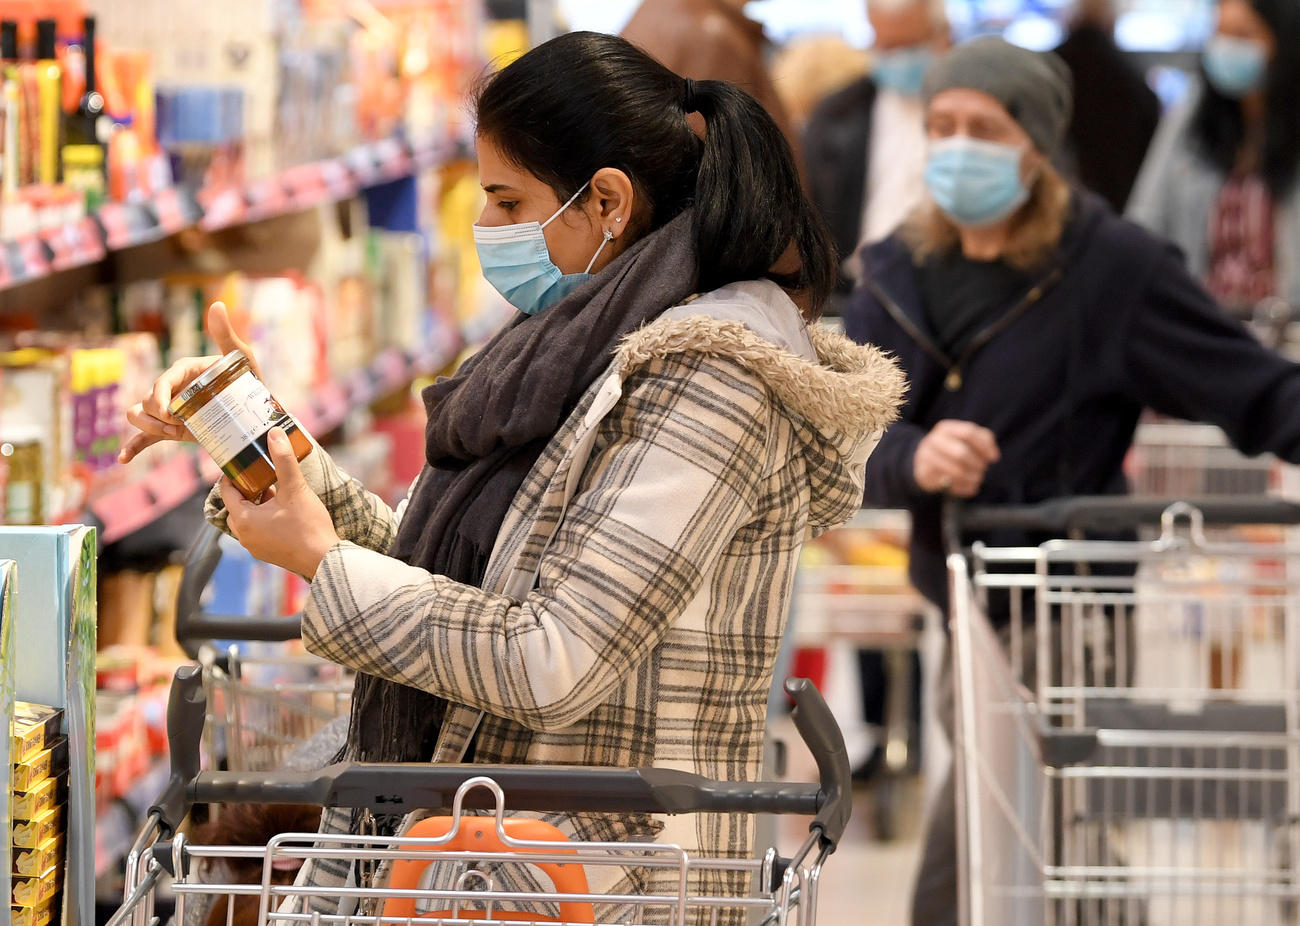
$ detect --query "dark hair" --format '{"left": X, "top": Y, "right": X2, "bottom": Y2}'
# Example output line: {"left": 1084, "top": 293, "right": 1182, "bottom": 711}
{"left": 474, "top": 31, "right": 837, "bottom": 317}
{"left": 1192, "top": 0, "right": 1300, "bottom": 197}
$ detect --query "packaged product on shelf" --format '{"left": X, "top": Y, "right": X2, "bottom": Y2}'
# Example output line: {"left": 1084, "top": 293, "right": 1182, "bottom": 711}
{"left": 11, "top": 802, "right": 62, "bottom": 850}
{"left": 10, "top": 701, "right": 62, "bottom": 761}
{"left": 10, "top": 892, "right": 58, "bottom": 926}
{"left": 12, "top": 774, "right": 65, "bottom": 822}
{"left": 0, "top": 349, "right": 71, "bottom": 523}
{"left": 11, "top": 736, "right": 67, "bottom": 792}
{"left": 12, "top": 833, "right": 63, "bottom": 878}
{"left": 10, "top": 862, "right": 61, "bottom": 907}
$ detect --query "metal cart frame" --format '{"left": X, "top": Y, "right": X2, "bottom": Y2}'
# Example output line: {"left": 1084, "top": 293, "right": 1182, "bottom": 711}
{"left": 108, "top": 666, "right": 853, "bottom": 926}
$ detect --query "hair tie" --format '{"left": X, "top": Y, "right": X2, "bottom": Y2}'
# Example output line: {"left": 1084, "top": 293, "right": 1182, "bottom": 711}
{"left": 681, "top": 78, "right": 701, "bottom": 114}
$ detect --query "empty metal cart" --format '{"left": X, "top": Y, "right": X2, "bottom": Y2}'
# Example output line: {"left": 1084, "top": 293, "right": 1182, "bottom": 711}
{"left": 950, "top": 498, "right": 1300, "bottom": 926}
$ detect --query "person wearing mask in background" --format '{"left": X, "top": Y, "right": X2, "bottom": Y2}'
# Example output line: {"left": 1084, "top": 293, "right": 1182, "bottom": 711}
{"left": 804, "top": 0, "right": 950, "bottom": 301}
{"left": 1128, "top": 0, "right": 1300, "bottom": 313}
{"left": 621, "top": 0, "right": 803, "bottom": 166}
{"left": 122, "top": 31, "right": 904, "bottom": 925}
{"left": 1054, "top": 0, "right": 1160, "bottom": 211}
{"left": 841, "top": 37, "right": 1300, "bottom": 926}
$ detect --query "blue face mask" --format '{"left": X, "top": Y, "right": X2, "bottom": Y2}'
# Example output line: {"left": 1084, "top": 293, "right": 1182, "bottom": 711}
{"left": 473, "top": 184, "right": 613, "bottom": 316}
{"left": 1203, "top": 34, "right": 1269, "bottom": 99}
{"left": 924, "top": 136, "right": 1031, "bottom": 228}
{"left": 873, "top": 45, "right": 933, "bottom": 98}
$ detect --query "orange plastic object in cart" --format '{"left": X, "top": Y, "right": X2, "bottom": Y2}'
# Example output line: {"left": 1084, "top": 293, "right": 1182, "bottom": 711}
{"left": 383, "top": 816, "right": 595, "bottom": 923}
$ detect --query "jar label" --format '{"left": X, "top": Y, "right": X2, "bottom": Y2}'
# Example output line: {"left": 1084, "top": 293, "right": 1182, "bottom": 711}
{"left": 185, "top": 371, "right": 294, "bottom": 469}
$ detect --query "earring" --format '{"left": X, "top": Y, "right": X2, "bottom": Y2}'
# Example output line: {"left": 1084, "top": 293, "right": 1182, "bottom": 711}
{"left": 603, "top": 229, "right": 614, "bottom": 241}
{"left": 615, "top": 217, "right": 622, "bottom": 222}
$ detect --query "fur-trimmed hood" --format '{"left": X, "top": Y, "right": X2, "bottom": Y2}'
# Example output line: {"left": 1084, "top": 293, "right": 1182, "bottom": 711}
{"left": 612, "top": 280, "right": 907, "bottom": 531}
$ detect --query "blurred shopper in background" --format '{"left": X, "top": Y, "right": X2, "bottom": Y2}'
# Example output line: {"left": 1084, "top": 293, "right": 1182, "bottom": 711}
{"left": 842, "top": 36, "right": 1300, "bottom": 926}
{"left": 771, "top": 34, "right": 870, "bottom": 134}
{"left": 1128, "top": 0, "right": 1300, "bottom": 310}
{"left": 621, "top": 0, "right": 802, "bottom": 161}
{"left": 1054, "top": 0, "right": 1160, "bottom": 211}
{"left": 804, "top": 0, "right": 950, "bottom": 294}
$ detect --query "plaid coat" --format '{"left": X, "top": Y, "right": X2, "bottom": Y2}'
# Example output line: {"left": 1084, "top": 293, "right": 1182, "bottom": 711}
{"left": 207, "top": 280, "right": 904, "bottom": 923}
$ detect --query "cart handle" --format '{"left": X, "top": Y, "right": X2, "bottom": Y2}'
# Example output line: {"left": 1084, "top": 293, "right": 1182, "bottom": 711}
{"left": 175, "top": 522, "right": 302, "bottom": 658}
{"left": 152, "top": 667, "right": 852, "bottom": 851}
{"left": 946, "top": 495, "right": 1300, "bottom": 544}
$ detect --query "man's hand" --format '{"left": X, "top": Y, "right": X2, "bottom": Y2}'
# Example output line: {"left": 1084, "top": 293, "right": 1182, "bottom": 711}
{"left": 913, "top": 419, "right": 1001, "bottom": 498}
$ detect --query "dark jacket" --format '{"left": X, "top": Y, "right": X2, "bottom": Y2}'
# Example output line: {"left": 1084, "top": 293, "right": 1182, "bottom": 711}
{"left": 804, "top": 76, "right": 878, "bottom": 272}
{"left": 844, "top": 192, "right": 1300, "bottom": 610}
{"left": 1055, "top": 23, "right": 1160, "bottom": 212}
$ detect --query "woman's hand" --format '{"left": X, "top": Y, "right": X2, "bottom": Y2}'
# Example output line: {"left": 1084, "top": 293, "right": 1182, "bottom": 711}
{"left": 219, "top": 428, "right": 339, "bottom": 579}
{"left": 913, "top": 419, "right": 1000, "bottom": 498}
{"left": 118, "top": 302, "right": 264, "bottom": 465}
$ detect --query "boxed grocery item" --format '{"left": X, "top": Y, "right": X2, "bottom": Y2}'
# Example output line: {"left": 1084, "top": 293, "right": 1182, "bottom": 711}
{"left": 10, "top": 892, "right": 58, "bottom": 926}
{"left": 12, "top": 775, "right": 65, "bottom": 822}
{"left": 12, "top": 833, "right": 63, "bottom": 878}
{"left": 12, "top": 804, "right": 63, "bottom": 850}
{"left": 11, "top": 701, "right": 63, "bottom": 763}
{"left": 11, "top": 863, "right": 62, "bottom": 907}
{"left": 11, "top": 737, "right": 68, "bottom": 792}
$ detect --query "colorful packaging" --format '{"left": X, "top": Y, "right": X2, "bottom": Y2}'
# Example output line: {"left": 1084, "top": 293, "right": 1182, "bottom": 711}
{"left": 11, "top": 803, "right": 62, "bottom": 850}
{"left": 13, "top": 774, "right": 65, "bottom": 822}
{"left": 10, "top": 863, "right": 61, "bottom": 907}
{"left": 11, "top": 737, "right": 67, "bottom": 792}
{"left": 12, "top": 833, "right": 63, "bottom": 878}
{"left": 11, "top": 701, "right": 62, "bottom": 762}
{"left": 10, "top": 892, "right": 58, "bottom": 926}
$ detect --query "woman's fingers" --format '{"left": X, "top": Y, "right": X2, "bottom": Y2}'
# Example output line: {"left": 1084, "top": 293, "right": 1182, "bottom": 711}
{"left": 205, "top": 302, "right": 263, "bottom": 379}
{"left": 118, "top": 431, "right": 162, "bottom": 465}
{"left": 127, "top": 403, "right": 187, "bottom": 440}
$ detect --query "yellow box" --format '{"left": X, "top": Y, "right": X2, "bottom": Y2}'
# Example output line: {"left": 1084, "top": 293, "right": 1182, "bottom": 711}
{"left": 11, "top": 864, "right": 62, "bottom": 907}
{"left": 11, "top": 738, "right": 66, "bottom": 792}
{"left": 10, "top": 893, "right": 58, "bottom": 926}
{"left": 12, "top": 775, "right": 63, "bottom": 822}
{"left": 10, "top": 702, "right": 61, "bottom": 764}
{"left": 11, "top": 805, "right": 62, "bottom": 851}
{"left": 12, "top": 833, "right": 63, "bottom": 878}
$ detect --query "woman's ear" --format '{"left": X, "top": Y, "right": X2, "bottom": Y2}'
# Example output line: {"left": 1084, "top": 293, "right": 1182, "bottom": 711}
{"left": 589, "top": 168, "right": 635, "bottom": 237}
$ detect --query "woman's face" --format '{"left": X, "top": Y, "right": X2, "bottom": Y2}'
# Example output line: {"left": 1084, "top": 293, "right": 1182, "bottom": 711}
{"left": 475, "top": 136, "right": 621, "bottom": 276}
{"left": 925, "top": 88, "right": 1044, "bottom": 180}
{"left": 1216, "top": 0, "right": 1277, "bottom": 59}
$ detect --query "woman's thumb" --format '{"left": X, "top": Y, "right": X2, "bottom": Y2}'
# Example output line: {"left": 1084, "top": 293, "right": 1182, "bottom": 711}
{"left": 205, "top": 302, "right": 263, "bottom": 378}
{"left": 267, "top": 428, "right": 304, "bottom": 489}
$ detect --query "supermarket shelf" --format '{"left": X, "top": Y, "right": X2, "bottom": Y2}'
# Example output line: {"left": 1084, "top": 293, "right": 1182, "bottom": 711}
{"left": 0, "top": 135, "right": 450, "bottom": 291}
{"left": 82, "top": 322, "right": 461, "bottom": 545}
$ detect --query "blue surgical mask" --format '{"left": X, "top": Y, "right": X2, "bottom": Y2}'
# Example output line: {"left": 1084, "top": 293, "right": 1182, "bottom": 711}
{"left": 924, "top": 136, "right": 1031, "bottom": 228}
{"left": 473, "top": 184, "right": 612, "bottom": 316}
{"left": 1203, "top": 35, "right": 1269, "bottom": 99}
{"left": 873, "top": 45, "right": 933, "bottom": 98}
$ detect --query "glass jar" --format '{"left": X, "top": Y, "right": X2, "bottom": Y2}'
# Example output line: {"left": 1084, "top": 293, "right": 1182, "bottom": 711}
{"left": 170, "top": 350, "right": 312, "bottom": 501}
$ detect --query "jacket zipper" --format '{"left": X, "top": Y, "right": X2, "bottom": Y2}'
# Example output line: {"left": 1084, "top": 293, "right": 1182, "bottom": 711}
{"left": 867, "top": 264, "right": 1066, "bottom": 391}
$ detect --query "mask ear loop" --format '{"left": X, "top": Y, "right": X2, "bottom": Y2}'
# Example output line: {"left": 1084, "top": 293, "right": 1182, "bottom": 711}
{"left": 540, "top": 184, "right": 591, "bottom": 229}
{"left": 584, "top": 229, "right": 615, "bottom": 274}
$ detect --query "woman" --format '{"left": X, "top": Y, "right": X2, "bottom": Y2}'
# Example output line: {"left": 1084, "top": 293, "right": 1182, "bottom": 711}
{"left": 1128, "top": 0, "right": 1300, "bottom": 310}
{"left": 120, "top": 31, "right": 904, "bottom": 924}
{"left": 841, "top": 36, "right": 1300, "bottom": 926}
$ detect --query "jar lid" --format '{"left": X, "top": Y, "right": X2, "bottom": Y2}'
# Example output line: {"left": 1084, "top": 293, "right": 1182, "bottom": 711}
{"left": 171, "top": 350, "right": 246, "bottom": 414}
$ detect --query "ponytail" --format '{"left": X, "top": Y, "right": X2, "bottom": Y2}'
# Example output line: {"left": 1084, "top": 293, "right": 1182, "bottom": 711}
{"left": 475, "top": 32, "right": 838, "bottom": 318}
{"left": 690, "top": 79, "right": 838, "bottom": 316}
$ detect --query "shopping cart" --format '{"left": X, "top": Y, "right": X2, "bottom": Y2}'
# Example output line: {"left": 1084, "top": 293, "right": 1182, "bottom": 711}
{"left": 108, "top": 665, "right": 852, "bottom": 926}
{"left": 948, "top": 497, "right": 1300, "bottom": 926}
{"left": 1126, "top": 421, "right": 1290, "bottom": 499}
{"left": 176, "top": 524, "right": 354, "bottom": 772}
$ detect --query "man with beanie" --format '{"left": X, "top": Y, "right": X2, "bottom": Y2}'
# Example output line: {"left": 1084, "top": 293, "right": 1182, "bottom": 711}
{"left": 842, "top": 36, "right": 1300, "bottom": 926}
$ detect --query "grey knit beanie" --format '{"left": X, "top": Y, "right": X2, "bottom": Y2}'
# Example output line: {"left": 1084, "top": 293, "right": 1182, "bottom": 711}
{"left": 922, "top": 36, "right": 1074, "bottom": 155}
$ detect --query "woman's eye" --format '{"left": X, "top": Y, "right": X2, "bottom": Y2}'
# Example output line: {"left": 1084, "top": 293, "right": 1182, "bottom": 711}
{"left": 498, "top": 201, "right": 518, "bottom": 211}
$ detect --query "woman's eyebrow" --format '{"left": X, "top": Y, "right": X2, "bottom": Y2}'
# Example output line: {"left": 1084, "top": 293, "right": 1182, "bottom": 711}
{"left": 483, "top": 184, "right": 519, "bottom": 194}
